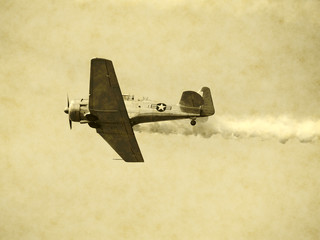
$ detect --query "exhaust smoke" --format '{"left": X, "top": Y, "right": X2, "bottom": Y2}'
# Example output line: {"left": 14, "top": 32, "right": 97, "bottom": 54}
{"left": 133, "top": 116, "right": 320, "bottom": 143}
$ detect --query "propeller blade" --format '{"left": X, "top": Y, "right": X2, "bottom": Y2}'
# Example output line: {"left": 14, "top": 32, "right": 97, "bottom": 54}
{"left": 66, "top": 94, "right": 72, "bottom": 129}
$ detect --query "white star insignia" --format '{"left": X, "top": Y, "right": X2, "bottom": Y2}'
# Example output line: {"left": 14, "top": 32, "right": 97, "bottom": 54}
{"left": 156, "top": 103, "right": 166, "bottom": 112}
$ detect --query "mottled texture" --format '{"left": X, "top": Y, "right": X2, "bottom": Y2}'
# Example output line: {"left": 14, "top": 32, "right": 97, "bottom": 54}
{"left": 0, "top": 0, "right": 320, "bottom": 239}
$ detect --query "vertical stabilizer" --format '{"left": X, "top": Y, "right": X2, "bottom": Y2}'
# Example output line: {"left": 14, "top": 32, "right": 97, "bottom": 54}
{"left": 199, "top": 87, "right": 215, "bottom": 116}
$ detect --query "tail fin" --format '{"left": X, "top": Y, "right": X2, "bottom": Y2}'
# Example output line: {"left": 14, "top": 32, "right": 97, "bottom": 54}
{"left": 178, "top": 87, "right": 215, "bottom": 116}
{"left": 199, "top": 87, "right": 215, "bottom": 116}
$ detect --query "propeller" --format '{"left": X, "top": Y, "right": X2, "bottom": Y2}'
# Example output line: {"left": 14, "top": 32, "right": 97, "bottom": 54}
{"left": 64, "top": 95, "right": 72, "bottom": 129}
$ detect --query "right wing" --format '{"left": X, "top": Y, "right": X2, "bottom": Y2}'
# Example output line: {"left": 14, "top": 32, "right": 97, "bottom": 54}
{"left": 89, "top": 58, "right": 144, "bottom": 162}
{"left": 96, "top": 123, "right": 144, "bottom": 163}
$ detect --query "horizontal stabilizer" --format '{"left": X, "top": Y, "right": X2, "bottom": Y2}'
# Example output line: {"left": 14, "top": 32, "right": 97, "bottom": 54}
{"left": 179, "top": 87, "right": 215, "bottom": 116}
{"left": 179, "top": 91, "right": 203, "bottom": 114}
{"left": 179, "top": 91, "right": 204, "bottom": 107}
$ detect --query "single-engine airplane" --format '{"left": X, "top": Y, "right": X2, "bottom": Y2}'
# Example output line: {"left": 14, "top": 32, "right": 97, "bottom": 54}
{"left": 64, "top": 58, "right": 215, "bottom": 162}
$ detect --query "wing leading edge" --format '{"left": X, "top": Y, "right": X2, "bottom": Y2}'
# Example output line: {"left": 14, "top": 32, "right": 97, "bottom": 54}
{"left": 89, "top": 58, "right": 144, "bottom": 162}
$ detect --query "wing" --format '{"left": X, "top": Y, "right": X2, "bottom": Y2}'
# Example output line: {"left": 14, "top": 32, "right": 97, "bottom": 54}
{"left": 89, "top": 58, "right": 144, "bottom": 162}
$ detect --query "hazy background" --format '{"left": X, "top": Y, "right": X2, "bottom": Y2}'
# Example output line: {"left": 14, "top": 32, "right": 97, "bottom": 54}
{"left": 1, "top": 0, "right": 320, "bottom": 239}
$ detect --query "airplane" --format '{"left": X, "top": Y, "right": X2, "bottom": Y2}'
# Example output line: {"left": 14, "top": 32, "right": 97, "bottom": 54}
{"left": 64, "top": 58, "right": 215, "bottom": 162}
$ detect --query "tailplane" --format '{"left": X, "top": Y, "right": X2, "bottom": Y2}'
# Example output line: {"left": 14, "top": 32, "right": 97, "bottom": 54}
{"left": 179, "top": 90, "right": 203, "bottom": 114}
{"left": 178, "top": 87, "right": 215, "bottom": 116}
{"left": 199, "top": 87, "right": 215, "bottom": 116}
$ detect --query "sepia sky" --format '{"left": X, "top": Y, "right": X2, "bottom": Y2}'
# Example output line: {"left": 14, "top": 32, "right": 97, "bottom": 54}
{"left": 1, "top": 0, "right": 320, "bottom": 239}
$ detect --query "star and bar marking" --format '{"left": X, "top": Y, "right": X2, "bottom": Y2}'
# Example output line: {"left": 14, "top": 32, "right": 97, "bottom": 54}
{"left": 156, "top": 103, "right": 167, "bottom": 112}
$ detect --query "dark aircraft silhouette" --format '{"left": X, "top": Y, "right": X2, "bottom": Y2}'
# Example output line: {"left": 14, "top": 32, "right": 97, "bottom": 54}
{"left": 64, "top": 58, "right": 215, "bottom": 162}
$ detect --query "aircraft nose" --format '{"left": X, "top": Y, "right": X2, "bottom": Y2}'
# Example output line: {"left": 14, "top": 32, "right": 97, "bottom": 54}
{"left": 64, "top": 107, "right": 69, "bottom": 114}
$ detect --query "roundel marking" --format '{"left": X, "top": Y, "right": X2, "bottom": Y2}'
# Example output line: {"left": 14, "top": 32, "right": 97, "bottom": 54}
{"left": 156, "top": 103, "right": 167, "bottom": 112}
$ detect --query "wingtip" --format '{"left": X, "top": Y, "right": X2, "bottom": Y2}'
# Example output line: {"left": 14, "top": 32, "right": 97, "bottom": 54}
{"left": 123, "top": 155, "right": 144, "bottom": 163}
{"left": 91, "top": 58, "right": 112, "bottom": 63}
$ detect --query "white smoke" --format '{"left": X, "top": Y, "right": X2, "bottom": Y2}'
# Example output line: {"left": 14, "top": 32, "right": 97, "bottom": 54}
{"left": 133, "top": 116, "right": 320, "bottom": 143}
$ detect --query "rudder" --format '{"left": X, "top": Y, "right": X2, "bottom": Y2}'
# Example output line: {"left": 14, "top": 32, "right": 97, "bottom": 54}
{"left": 199, "top": 87, "right": 215, "bottom": 116}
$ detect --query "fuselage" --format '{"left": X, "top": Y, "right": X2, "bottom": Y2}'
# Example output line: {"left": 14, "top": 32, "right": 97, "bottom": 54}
{"left": 66, "top": 94, "right": 201, "bottom": 126}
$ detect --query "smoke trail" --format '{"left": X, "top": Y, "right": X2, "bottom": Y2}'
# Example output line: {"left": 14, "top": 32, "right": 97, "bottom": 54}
{"left": 133, "top": 116, "right": 320, "bottom": 143}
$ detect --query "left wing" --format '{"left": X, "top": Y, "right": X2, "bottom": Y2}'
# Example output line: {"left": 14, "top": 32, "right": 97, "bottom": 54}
{"left": 89, "top": 58, "right": 144, "bottom": 162}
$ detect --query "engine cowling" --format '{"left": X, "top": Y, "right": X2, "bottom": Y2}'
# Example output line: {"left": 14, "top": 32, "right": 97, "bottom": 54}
{"left": 68, "top": 100, "right": 89, "bottom": 122}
